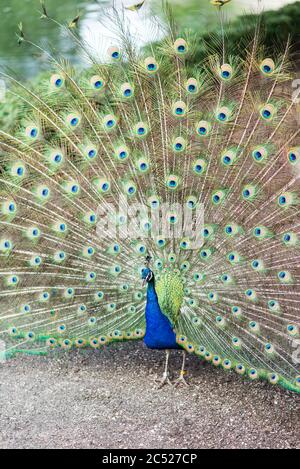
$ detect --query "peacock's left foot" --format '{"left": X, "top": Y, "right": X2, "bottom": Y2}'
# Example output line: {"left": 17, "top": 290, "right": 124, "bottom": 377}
{"left": 155, "top": 371, "right": 173, "bottom": 389}
{"left": 173, "top": 371, "right": 189, "bottom": 387}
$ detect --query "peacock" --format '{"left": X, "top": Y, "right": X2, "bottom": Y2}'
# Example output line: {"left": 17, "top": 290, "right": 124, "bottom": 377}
{"left": 0, "top": 0, "right": 300, "bottom": 392}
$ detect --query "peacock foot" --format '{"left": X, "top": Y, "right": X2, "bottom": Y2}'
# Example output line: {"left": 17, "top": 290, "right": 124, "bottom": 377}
{"left": 173, "top": 371, "right": 189, "bottom": 388}
{"left": 155, "top": 371, "right": 173, "bottom": 389}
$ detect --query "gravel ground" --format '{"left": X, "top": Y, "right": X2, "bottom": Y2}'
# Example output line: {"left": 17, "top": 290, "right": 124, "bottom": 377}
{"left": 0, "top": 341, "right": 299, "bottom": 449}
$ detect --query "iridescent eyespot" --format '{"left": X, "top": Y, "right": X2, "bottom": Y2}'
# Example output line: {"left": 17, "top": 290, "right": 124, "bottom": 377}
{"left": 211, "top": 189, "right": 227, "bottom": 205}
{"left": 172, "top": 101, "right": 187, "bottom": 117}
{"left": 66, "top": 113, "right": 81, "bottom": 128}
{"left": 123, "top": 181, "right": 137, "bottom": 196}
{"left": 90, "top": 75, "right": 105, "bottom": 91}
{"left": 249, "top": 320, "right": 259, "bottom": 332}
{"left": 216, "top": 106, "right": 231, "bottom": 123}
{"left": 265, "top": 343, "right": 275, "bottom": 354}
{"left": 114, "top": 144, "right": 130, "bottom": 161}
{"left": 186, "top": 196, "right": 197, "bottom": 209}
{"left": 196, "top": 120, "right": 211, "bottom": 137}
{"left": 242, "top": 184, "right": 257, "bottom": 201}
{"left": 221, "top": 149, "right": 237, "bottom": 166}
{"left": 156, "top": 238, "right": 165, "bottom": 249}
{"left": 259, "top": 58, "right": 275, "bottom": 76}
{"left": 220, "top": 64, "right": 233, "bottom": 80}
{"left": 147, "top": 195, "right": 160, "bottom": 210}
{"left": 287, "top": 324, "right": 298, "bottom": 336}
{"left": 277, "top": 191, "right": 297, "bottom": 208}
{"left": 103, "top": 114, "right": 117, "bottom": 130}
{"left": 134, "top": 121, "right": 149, "bottom": 138}
{"left": 207, "top": 291, "right": 218, "bottom": 302}
{"left": 136, "top": 157, "right": 149, "bottom": 173}
{"left": 172, "top": 136, "right": 186, "bottom": 152}
{"left": 173, "top": 38, "right": 188, "bottom": 55}
{"left": 224, "top": 222, "right": 243, "bottom": 237}
{"left": 252, "top": 145, "right": 268, "bottom": 163}
{"left": 249, "top": 369, "right": 258, "bottom": 380}
{"left": 185, "top": 78, "right": 199, "bottom": 94}
{"left": 193, "top": 158, "right": 207, "bottom": 175}
{"left": 144, "top": 57, "right": 159, "bottom": 73}
{"left": 201, "top": 248, "right": 213, "bottom": 261}
{"left": 259, "top": 103, "right": 276, "bottom": 121}
{"left": 108, "top": 46, "right": 121, "bottom": 61}
{"left": 50, "top": 73, "right": 64, "bottom": 88}
{"left": 287, "top": 147, "right": 300, "bottom": 165}
{"left": 166, "top": 175, "right": 179, "bottom": 190}
{"left": 282, "top": 231, "right": 298, "bottom": 247}
{"left": 268, "top": 373, "right": 279, "bottom": 385}
{"left": 235, "top": 363, "right": 245, "bottom": 374}
{"left": 93, "top": 177, "right": 111, "bottom": 194}
{"left": 277, "top": 270, "right": 292, "bottom": 284}
{"left": 120, "top": 82, "right": 134, "bottom": 98}
{"left": 10, "top": 161, "right": 26, "bottom": 178}
{"left": 25, "top": 125, "right": 39, "bottom": 139}
{"left": 48, "top": 149, "right": 64, "bottom": 167}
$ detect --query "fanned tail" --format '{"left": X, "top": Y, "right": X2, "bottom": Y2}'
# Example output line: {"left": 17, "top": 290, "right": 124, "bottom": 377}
{"left": 0, "top": 2, "right": 299, "bottom": 392}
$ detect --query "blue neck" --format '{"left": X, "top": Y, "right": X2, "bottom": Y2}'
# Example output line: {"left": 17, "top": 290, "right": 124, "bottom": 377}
{"left": 143, "top": 280, "right": 179, "bottom": 350}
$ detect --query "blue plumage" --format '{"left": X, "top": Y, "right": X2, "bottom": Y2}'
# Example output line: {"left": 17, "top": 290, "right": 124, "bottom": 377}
{"left": 142, "top": 268, "right": 179, "bottom": 350}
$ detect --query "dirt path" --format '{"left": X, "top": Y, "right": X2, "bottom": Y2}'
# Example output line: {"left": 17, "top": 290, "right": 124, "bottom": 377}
{"left": 0, "top": 341, "right": 299, "bottom": 449}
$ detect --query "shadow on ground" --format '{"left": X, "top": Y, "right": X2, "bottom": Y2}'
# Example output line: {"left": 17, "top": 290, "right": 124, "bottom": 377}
{"left": 0, "top": 341, "right": 299, "bottom": 449}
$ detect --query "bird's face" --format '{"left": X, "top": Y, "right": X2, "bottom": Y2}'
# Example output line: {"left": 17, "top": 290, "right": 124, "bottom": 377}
{"left": 141, "top": 268, "right": 154, "bottom": 287}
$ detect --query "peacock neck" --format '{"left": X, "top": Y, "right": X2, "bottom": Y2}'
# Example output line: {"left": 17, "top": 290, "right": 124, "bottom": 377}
{"left": 146, "top": 280, "right": 157, "bottom": 302}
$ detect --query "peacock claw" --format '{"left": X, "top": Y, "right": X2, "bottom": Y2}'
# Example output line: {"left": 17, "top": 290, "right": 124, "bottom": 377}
{"left": 155, "top": 372, "right": 173, "bottom": 389}
{"left": 173, "top": 374, "right": 189, "bottom": 387}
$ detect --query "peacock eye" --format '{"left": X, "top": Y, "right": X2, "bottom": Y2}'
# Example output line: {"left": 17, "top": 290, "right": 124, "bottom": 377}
{"left": 260, "top": 103, "right": 276, "bottom": 121}
{"left": 144, "top": 57, "right": 159, "bottom": 73}
{"left": 173, "top": 38, "right": 188, "bottom": 55}
{"left": 193, "top": 158, "right": 207, "bottom": 175}
{"left": 211, "top": 189, "right": 226, "bottom": 205}
{"left": 216, "top": 106, "right": 231, "bottom": 123}
{"left": 108, "top": 46, "right": 121, "bottom": 61}
{"left": 287, "top": 147, "right": 300, "bottom": 165}
{"left": 25, "top": 125, "right": 39, "bottom": 139}
{"left": 172, "top": 101, "right": 187, "bottom": 118}
{"left": 252, "top": 145, "right": 268, "bottom": 163}
{"left": 186, "top": 78, "right": 199, "bottom": 94}
{"left": 166, "top": 175, "right": 179, "bottom": 189}
{"left": 260, "top": 58, "right": 275, "bottom": 76}
{"left": 134, "top": 121, "right": 148, "bottom": 138}
{"left": 90, "top": 75, "right": 105, "bottom": 90}
{"left": 196, "top": 120, "right": 211, "bottom": 137}
{"left": 172, "top": 136, "right": 186, "bottom": 152}
{"left": 103, "top": 114, "right": 117, "bottom": 130}
{"left": 242, "top": 184, "right": 257, "bottom": 201}
{"left": 220, "top": 64, "right": 233, "bottom": 80}
{"left": 121, "top": 82, "right": 134, "bottom": 98}
{"left": 66, "top": 113, "right": 81, "bottom": 128}
{"left": 50, "top": 73, "right": 64, "bottom": 89}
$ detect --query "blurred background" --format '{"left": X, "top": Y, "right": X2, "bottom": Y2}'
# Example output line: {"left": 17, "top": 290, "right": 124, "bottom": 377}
{"left": 0, "top": 0, "right": 299, "bottom": 78}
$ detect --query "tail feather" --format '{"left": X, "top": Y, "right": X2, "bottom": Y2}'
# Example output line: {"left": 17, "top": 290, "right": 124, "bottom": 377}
{"left": 0, "top": 3, "right": 299, "bottom": 392}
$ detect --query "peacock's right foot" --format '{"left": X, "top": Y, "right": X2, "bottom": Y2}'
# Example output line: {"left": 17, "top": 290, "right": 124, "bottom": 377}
{"left": 155, "top": 371, "right": 173, "bottom": 389}
{"left": 173, "top": 371, "right": 189, "bottom": 388}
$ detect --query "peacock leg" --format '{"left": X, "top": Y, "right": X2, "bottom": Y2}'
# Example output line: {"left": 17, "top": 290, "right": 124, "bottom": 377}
{"left": 156, "top": 350, "right": 172, "bottom": 389}
{"left": 174, "top": 350, "right": 189, "bottom": 387}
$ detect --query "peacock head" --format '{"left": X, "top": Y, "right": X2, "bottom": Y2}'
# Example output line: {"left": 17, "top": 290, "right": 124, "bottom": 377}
{"left": 141, "top": 267, "right": 154, "bottom": 287}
